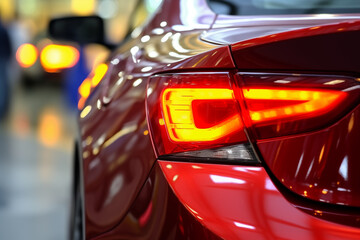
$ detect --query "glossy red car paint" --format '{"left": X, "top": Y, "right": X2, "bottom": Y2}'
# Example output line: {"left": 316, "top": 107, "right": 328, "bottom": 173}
{"left": 258, "top": 104, "right": 360, "bottom": 206}
{"left": 91, "top": 161, "right": 360, "bottom": 239}
{"left": 75, "top": 0, "right": 360, "bottom": 239}
{"left": 229, "top": 21, "right": 360, "bottom": 74}
{"left": 159, "top": 161, "right": 360, "bottom": 240}
{"left": 91, "top": 162, "right": 223, "bottom": 240}
{"left": 78, "top": 1, "right": 231, "bottom": 236}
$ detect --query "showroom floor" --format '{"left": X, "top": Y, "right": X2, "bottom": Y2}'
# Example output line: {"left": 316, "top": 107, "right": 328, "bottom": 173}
{"left": 0, "top": 83, "right": 77, "bottom": 240}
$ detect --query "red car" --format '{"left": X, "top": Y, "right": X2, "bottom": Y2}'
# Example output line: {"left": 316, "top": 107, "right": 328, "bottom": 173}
{"left": 50, "top": 0, "right": 360, "bottom": 239}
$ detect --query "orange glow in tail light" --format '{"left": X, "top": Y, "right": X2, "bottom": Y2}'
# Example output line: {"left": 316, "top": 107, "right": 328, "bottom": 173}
{"left": 146, "top": 73, "right": 248, "bottom": 156}
{"left": 147, "top": 73, "right": 358, "bottom": 155}
{"left": 162, "top": 88, "right": 243, "bottom": 142}
{"left": 16, "top": 43, "right": 38, "bottom": 68}
{"left": 242, "top": 88, "right": 347, "bottom": 123}
{"left": 40, "top": 44, "right": 79, "bottom": 72}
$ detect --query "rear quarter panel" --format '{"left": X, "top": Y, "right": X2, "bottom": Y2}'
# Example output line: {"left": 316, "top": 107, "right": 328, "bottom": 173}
{"left": 77, "top": 0, "right": 236, "bottom": 237}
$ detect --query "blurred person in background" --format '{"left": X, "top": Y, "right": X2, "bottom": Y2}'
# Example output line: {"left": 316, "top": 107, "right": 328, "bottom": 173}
{"left": 0, "top": 20, "right": 11, "bottom": 120}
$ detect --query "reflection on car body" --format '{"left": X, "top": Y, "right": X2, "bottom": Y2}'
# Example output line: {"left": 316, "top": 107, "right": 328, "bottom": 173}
{"left": 50, "top": 0, "right": 360, "bottom": 239}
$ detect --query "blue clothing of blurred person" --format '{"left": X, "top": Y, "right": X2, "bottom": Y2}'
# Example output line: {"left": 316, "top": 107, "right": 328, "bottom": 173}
{"left": 0, "top": 21, "right": 11, "bottom": 119}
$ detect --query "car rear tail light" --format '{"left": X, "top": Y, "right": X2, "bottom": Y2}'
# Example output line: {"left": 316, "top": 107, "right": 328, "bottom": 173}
{"left": 238, "top": 74, "right": 359, "bottom": 139}
{"left": 147, "top": 72, "right": 359, "bottom": 163}
{"left": 146, "top": 73, "right": 258, "bottom": 164}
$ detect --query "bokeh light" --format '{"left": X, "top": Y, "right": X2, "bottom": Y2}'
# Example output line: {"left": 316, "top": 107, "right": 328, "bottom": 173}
{"left": 40, "top": 44, "right": 80, "bottom": 72}
{"left": 16, "top": 43, "right": 38, "bottom": 68}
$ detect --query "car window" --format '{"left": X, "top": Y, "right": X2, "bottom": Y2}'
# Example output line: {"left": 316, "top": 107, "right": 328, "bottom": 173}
{"left": 208, "top": 0, "right": 360, "bottom": 15}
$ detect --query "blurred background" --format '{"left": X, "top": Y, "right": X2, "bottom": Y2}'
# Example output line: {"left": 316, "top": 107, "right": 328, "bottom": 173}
{"left": 0, "top": 0, "right": 157, "bottom": 239}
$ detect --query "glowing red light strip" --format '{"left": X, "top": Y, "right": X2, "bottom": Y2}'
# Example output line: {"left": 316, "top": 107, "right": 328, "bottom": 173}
{"left": 242, "top": 88, "right": 347, "bottom": 123}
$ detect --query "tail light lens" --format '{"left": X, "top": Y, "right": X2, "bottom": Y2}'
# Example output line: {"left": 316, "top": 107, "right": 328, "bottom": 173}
{"left": 146, "top": 73, "right": 257, "bottom": 163}
{"left": 239, "top": 74, "right": 359, "bottom": 139}
{"left": 146, "top": 72, "right": 358, "bottom": 163}
{"left": 162, "top": 88, "right": 243, "bottom": 142}
{"left": 243, "top": 88, "right": 346, "bottom": 123}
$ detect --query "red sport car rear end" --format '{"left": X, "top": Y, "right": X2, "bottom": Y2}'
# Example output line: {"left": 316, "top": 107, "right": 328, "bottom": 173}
{"left": 58, "top": 0, "right": 360, "bottom": 239}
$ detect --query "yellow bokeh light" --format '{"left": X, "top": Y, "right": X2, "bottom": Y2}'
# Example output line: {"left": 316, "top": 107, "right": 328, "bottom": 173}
{"left": 77, "top": 63, "right": 108, "bottom": 109}
{"left": 38, "top": 109, "right": 62, "bottom": 147}
{"left": 91, "top": 63, "right": 108, "bottom": 87}
{"left": 79, "top": 78, "right": 92, "bottom": 99}
{"left": 40, "top": 44, "right": 79, "bottom": 72}
{"left": 71, "top": 0, "right": 95, "bottom": 15}
{"left": 16, "top": 43, "right": 38, "bottom": 68}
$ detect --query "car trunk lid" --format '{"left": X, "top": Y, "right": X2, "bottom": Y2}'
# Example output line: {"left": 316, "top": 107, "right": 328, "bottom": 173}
{"left": 222, "top": 19, "right": 360, "bottom": 207}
